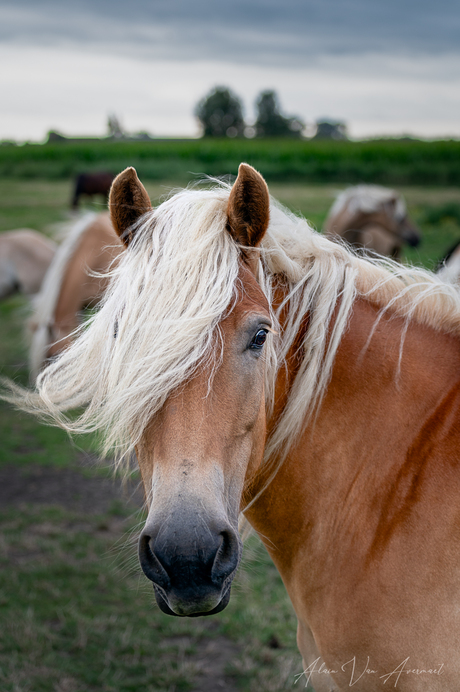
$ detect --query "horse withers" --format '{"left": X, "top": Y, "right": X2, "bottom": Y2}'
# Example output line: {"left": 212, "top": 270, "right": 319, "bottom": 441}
{"left": 71, "top": 171, "right": 115, "bottom": 209}
{"left": 0, "top": 229, "right": 56, "bottom": 299}
{"left": 7, "top": 164, "right": 460, "bottom": 690}
{"left": 324, "top": 184, "right": 421, "bottom": 259}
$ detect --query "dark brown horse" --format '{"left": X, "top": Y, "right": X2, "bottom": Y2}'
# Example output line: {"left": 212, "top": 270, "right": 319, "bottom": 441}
{"left": 71, "top": 172, "right": 115, "bottom": 209}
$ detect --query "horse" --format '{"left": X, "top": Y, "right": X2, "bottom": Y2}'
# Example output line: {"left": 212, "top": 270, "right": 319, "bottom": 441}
{"left": 29, "top": 213, "right": 123, "bottom": 380}
{"left": 71, "top": 171, "right": 115, "bottom": 209}
{"left": 0, "top": 229, "right": 56, "bottom": 299}
{"left": 324, "top": 185, "right": 421, "bottom": 259}
{"left": 6, "top": 164, "right": 460, "bottom": 691}
{"left": 437, "top": 239, "right": 460, "bottom": 284}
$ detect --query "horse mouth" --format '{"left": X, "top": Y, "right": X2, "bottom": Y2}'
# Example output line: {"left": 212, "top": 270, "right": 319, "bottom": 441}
{"left": 153, "top": 583, "right": 232, "bottom": 617}
{"left": 402, "top": 227, "right": 421, "bottom": 247}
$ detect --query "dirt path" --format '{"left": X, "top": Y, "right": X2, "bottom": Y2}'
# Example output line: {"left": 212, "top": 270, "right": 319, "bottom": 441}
{"left": 0, "top": 458, "right": 144, "bottom": 514}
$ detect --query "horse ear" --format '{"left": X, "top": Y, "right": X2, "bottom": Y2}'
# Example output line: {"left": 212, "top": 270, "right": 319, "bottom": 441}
{"left": 109, "top": 167, "right": 152, "bottom": 246}
{"left": 227, "top": 163, "right": 270, "bottom": 249}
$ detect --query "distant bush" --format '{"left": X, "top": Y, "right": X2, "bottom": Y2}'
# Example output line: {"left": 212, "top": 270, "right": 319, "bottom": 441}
{"left": 0, "top": 138, "right": 459, "bottom": 185}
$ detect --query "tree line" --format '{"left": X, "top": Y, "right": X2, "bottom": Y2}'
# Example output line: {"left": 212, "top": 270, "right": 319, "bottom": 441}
{"left": 194, "top": 86, "right": 306, "bottom": 139}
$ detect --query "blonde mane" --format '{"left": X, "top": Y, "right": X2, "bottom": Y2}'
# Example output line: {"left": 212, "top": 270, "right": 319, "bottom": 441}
{"left": 327, "top": 184, "right": 407, "bottom": 221}
{"left": 29, "top": 213, "right": 98, "bottom": 380}
{"left": 5, "top": 183, "right": 460, "bottom": 486}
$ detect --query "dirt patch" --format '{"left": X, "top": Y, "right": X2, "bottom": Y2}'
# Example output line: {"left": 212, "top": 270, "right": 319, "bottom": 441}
{"left": 190, "top": 634, "right": 240, "bottom": 691}
{"left": 0, "top": 457, "right": 144, "bottom": 514}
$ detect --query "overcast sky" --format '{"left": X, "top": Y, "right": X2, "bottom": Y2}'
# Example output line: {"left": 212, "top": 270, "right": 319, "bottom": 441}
{"left": 1, "top": 0, "right": 459, "bottom": 140}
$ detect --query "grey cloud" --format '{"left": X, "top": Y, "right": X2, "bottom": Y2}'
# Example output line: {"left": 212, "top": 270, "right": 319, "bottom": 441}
{"left": 0, "top": 0, "right": 459, "bottom": 64}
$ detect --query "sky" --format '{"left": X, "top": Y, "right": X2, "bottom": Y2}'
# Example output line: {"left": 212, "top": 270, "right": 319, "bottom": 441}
{"left": 1, "top": 0, "right": 459, "bottom": 141}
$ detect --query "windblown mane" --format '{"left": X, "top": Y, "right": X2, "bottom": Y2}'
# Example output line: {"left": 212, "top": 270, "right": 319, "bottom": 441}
{"left": 29, "top": 213, "right": 98, "bottom": 380}
{"left": 5, "top": 183, "right": 460, "bottom": 485}
{"left": 327, "top": 184, "right": 407, "bottom": 221}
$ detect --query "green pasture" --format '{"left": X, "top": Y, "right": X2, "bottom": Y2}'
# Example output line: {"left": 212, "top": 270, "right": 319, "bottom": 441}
{"left": 1, "top": 177, "right": 460, "bottom": 269}
{"left": 1, "top": 176, "right": 460, "bottom": 691}
{"left": 1, "top": 138, "right": 460, "bottom": 185}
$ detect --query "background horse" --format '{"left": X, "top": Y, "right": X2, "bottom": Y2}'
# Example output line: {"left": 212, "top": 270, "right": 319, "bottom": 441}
{"left": 7, "top": 165, "right": 460, "bottom": 691}
{"left": 324, "top": 184, "right": 421, "bottom": 259}
{"left": 0, "top": 229, "right": 56, "bottom": 299}
{"left": 437, "top": 238, "right": 460, "bottom": 284}
{"left": 71, "top": 171, "right": 115, "bottom": 209}
{"left": 29, "top": 212, "right": 123, "bottom": 379}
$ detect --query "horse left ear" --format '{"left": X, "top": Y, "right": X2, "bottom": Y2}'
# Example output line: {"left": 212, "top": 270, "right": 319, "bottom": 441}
{"left": 109, "top": 167, "right": 152, "bottom": 247}
{"left": 227, "top": 163, "right": 270, "bottom": 249}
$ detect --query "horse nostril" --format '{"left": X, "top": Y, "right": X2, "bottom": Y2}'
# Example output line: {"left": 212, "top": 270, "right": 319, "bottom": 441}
{"left": 138, "top": 533, "right": 171, "bottom": 589}
{"left": 139, "top": 523, "right": 241, "bottom": 593}
{"left": 211, "top": 529, "right": 240, "bottom": 585}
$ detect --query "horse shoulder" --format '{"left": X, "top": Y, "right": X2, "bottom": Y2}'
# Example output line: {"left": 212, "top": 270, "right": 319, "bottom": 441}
{"left": 250, "top": 298, "right": 460, "bottom": 688}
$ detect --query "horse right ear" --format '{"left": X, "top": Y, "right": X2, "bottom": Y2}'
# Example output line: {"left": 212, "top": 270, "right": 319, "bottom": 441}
{"left": 227, "top": 163, "right": 270, "bottom": 250}
{"left": 109, "top": 167, "right": 152, "bottom": 247}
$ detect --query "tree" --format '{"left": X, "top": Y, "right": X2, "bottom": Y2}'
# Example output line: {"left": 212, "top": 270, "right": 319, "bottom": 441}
{"left": 195, "top": 86, "right": 245, "bottom": 138}
{"left": 255, "top": 90, "right": 304, "bottom": 138}
{"left": 313, "top": 119, "right": 348, "bottom": 140}
{"left": 107, "top": 113, "right": 125, "bottom": 139}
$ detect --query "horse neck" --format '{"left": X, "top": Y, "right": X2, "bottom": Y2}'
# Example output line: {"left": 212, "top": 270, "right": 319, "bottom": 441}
{"left": 359, "top": 224, "right": 402, "bottom": 258}
{"left": 329, "top": 204, "right": 396, "bottom": 237}
{"left": 53, "top": 214, "right": 122, "bottom": 332}
{"left": 353, "top": 209, "right": 395, "bottom": 233}
{"left": 246, "top": 295, "right": 460, "bottom": 575}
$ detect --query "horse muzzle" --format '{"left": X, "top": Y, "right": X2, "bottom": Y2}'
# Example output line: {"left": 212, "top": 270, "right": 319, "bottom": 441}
{"left": 138, "top": 517, "right": 242, "bottom": 617}
{"left": 401, "top": 222, "right": 422, "bottom": 248}
{"left": 152, "top": 578, "right": 233, "bottom": 617}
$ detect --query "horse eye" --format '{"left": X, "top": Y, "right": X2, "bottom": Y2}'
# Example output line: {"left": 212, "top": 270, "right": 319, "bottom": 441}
{"left": 249, "top": 329, "right": 268, "bottom": 350}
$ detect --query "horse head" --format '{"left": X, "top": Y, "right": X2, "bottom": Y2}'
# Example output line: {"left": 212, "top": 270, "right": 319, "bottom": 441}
{"left": 380, "top": 194, "right": 421, "bottom": 249}
{"left": 325, "top": 186, "right": 421, "bottom": 260}
{"left": 109, "top": 165, "right": 272, "bottom": 616}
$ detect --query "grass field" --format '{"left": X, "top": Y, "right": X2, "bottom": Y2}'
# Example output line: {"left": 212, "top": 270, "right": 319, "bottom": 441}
{"left": 1, "top": 138, "right": 460, "bottom": 185}
{"left": 1, "top": 176, "right": 460, "bottom": 268}
{"left": 1, "top": 176, "right": 460, "bottom": 691}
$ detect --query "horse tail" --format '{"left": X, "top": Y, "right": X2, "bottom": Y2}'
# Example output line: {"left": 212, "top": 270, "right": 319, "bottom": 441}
{"left": 29, "top": 212, "right": 98, "bottom": 381}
